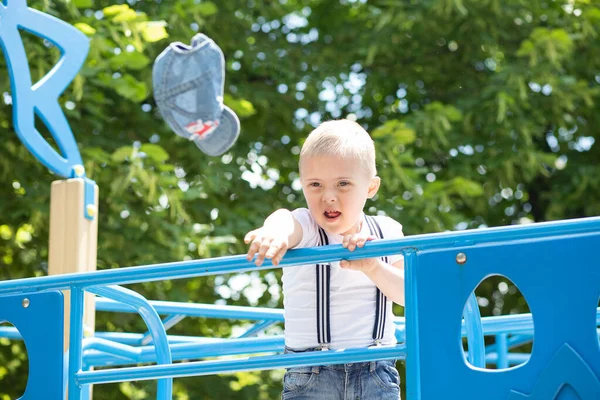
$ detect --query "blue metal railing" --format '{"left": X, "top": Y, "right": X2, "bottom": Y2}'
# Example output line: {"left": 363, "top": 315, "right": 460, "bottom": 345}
{"left": 0, "top": 216, "right": 598, "bottom": 398}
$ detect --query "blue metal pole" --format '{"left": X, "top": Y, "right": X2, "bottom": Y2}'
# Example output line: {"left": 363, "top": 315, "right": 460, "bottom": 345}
{"left": 404, "top": 249, "right": 421, "bottom": 400}
{"left": 96, "top": 299, "right": 285, "bottom": 321}
{"left": 237, "top": 320, "right": 276, "bottom": 338}
{"left": 485, "top": 333, "right": 533, "bottom": 354}
{"left": 84, "top": 336, "right": 286, "bottom": 368}
{"left": 68, "top": 286, "right": 84, "bottom": 400}
{"left": 82, "top": 337, "right": 141, "bottom": 367}
{"left": 496, "top": 333, "right": 509, "bottom": 369}
{"left": 463, "top": 292, "right": 485, "bottom": 368}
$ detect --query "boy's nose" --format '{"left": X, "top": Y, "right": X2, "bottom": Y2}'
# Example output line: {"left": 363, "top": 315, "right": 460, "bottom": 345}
{"left": 322, "top": 191, "right": 337, "bottom": 203}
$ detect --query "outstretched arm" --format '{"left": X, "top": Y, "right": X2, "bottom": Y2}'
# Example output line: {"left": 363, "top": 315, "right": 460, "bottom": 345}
{"left": 244, "top": 209, "right": 303, "bottom": 266}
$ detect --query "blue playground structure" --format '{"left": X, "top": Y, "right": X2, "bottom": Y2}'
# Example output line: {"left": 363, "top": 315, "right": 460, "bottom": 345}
{"left": 0, "top": 1, "right": 599, "bottom": 399}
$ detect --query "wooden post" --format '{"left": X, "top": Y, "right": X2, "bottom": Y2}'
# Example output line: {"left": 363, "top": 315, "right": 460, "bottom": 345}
{"left": 48, "top": 178, "right": 98, "bottom": 397}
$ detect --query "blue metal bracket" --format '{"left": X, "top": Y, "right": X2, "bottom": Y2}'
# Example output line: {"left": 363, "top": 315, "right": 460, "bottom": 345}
{"left": 0, "top": 0, "right": 96, "bottom": 220}
{"left": 83, "top": 176, "right": 96, "bottom": 221}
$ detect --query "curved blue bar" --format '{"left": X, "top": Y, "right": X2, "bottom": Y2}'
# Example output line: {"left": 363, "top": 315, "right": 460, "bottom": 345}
{"left": 463, "top": 292, "right": 485, "bottom": 368}
{"left": 88, "top": 286, "right": 172, "bottom": 400}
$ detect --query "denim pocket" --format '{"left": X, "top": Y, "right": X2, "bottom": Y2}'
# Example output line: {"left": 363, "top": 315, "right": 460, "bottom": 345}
{"left": 371, "top": 361, "right": 401, "bottom": 391}
{"left": 283, "top": 366, "right": 317, "bottom": 395}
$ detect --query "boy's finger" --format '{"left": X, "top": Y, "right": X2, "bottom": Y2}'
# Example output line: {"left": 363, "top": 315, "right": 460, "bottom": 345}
{"left": 342, "top": 235, "right": 349, "bottom": 248}
{"left": 265, "top": 243, "right": 281, "bottom": 258}
{"left": 267, "top": 240, "right": 288, "bottom": 258}
{"left": 255, "top": 239, "right": 273, "bottom": 266}
{"left": 348, "top": 234, "right": 360, "bottom": 251}
{"left": 272, "top": 247, "right": 288, "bottom": 266}
{"left": 246, "top": 236, "right": 264, "bottom": 260}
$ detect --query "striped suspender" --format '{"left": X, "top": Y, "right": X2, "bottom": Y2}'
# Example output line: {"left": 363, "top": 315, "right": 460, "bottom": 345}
{"left": 315, "top": 216, "right": 389, "bottom": 349}
{"left": 316, "top": 227, "right": 331, "bottom": 349}
{"left": 365, "top": 215, "right": 389, "bottom": 345}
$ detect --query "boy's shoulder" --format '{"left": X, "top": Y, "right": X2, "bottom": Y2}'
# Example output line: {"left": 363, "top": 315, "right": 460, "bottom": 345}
{"left": 291, "top": 207, "right": 313, "bottom": 222}
{"left": 369, "top": 214, "right": 404, "bottom": 236}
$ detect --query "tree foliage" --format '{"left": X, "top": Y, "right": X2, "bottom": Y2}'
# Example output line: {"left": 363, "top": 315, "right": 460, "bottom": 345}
{"left": 1, "top": 0, "right": 599, "bottom": 398}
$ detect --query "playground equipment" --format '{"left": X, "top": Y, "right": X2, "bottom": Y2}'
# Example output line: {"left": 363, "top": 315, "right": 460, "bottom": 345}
{"left": 0, "top": 1, "right": 599, "bottom": 399}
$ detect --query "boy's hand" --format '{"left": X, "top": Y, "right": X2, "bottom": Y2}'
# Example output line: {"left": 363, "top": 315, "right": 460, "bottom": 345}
{"left": 340, "top": 233, "right": 379, "bottom": 273}
{"left": 244, "top": 227, "right": 289, "bottom": 267}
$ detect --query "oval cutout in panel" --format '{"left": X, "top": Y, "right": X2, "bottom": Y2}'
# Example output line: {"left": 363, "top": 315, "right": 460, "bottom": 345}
{"left": 0, "top": 321, "right": 29, "bottom": 399}
{"left": 461, "top": 274, "right": 534, "bottom": 370}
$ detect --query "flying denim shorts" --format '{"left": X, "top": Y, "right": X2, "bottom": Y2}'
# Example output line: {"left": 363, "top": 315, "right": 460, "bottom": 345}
{"left": 282, "top": 346, "right": 401, "bottom": 400}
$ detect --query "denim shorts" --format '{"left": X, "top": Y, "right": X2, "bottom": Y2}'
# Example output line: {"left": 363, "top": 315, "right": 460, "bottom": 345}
{"left": 282, "top": 347, "right": 401, "bottom": 400}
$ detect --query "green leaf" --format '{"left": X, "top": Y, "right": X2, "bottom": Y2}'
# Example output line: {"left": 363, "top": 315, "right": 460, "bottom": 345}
{"left": 112, "top": 146, "right": 133, "bottom": 162}
{"left": 140, "top": 144, "right": 169, "bottom": 162}
{"left": 73, "top": 0, "right": 93, "bottom": 9}
{"left": 449, "top": 177, "right": 484, "bottom": 197}
{"left": 102, "top": 4, "right": 130, "bottom": 16}
{"left": 112, "top": 9, "right": 142, "bottom": 22}
{"left": 372, "top": 120, "right": 417, "bottom": 145}
{"left": 83, "top": 147, "right": 112, "bottom": 164}
{"left": 111, "top": 75, "right": 148, "bottom": 103}
{"left": 109, "top": 52, "right": 151, "bottom": 71}
{"left": 224, "top": 94, "right": 256, "bottom": 118}
{"left": 140, "top": 21, "right": 169, "bottom": 43}
{"left": 74, "top": 23, "right": 96, "bottom": 36}
{"left": 198, "top": 2, "right": 218, "bottom": 16}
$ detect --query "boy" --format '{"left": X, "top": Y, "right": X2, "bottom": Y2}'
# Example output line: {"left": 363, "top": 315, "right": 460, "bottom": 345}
{"left": 245, "top": 119, "right": 405, "bottom": 399}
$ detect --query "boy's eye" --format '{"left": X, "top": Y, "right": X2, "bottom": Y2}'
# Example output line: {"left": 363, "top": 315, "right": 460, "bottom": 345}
{"left": 339, "top": 181, "right": 350, "bottom": 187}
{"left": 309, "top": 182, "right": 321, "bottom": 187}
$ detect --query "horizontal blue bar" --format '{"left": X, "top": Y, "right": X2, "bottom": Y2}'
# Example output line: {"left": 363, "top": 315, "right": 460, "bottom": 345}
{"left": 84, "top": 336, "right": 286, "bottom": 367}
{"left": 97, "top": 298, "right": 286, "bottom": 321}
{"left": 94, "top": 332, "right": 222, "bottom": 345}
{"left": 0, "top": 216, "right": 598, "bottom": 295}
{"left": 486, "top": 352, "right": 530, "bottom": 365}
{"left": 76, "top": 344, "right": 406, "bottom": 385}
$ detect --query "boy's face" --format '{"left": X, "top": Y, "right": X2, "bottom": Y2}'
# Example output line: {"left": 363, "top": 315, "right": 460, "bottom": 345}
{"left": 300, "top": 154, "right": 380, "bottom": 236}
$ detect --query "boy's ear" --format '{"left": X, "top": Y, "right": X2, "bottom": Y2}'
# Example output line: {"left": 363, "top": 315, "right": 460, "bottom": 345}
{"left": 367, "top": 176, "right": 381, "bottom": 199}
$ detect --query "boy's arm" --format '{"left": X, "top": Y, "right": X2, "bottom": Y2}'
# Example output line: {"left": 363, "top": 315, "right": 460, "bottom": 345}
{"left": 244, "top": 209, "right": 303, "bottom": 266}
{"left": 362, "top": 259, "right": 405, "bottom": 306}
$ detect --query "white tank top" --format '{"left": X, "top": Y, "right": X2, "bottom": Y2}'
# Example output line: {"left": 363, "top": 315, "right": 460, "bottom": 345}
{"left": 282, "top": 208, "right": 404, "bottom": 350}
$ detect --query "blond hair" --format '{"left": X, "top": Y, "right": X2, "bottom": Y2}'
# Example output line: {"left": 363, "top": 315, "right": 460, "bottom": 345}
{"left": 299, "top": 119, "right": 377, "bottom": 177}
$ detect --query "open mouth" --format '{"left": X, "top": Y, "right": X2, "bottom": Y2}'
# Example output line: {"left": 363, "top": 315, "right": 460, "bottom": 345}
{"left": 324, "top": 211, "right": 341, "bottom": 221}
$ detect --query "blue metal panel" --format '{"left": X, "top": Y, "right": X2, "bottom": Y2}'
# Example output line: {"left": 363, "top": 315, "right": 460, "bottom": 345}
{"left": 408, "top": 232, "right": 600, "bottom": 399}
{"left": 0, "top": 291, "right": 64, "bottom": 400}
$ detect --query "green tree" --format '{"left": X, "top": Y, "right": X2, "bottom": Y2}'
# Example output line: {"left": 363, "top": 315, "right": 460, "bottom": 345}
{"left": 1, "top": 0, "right": 599, "bottom": 398}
